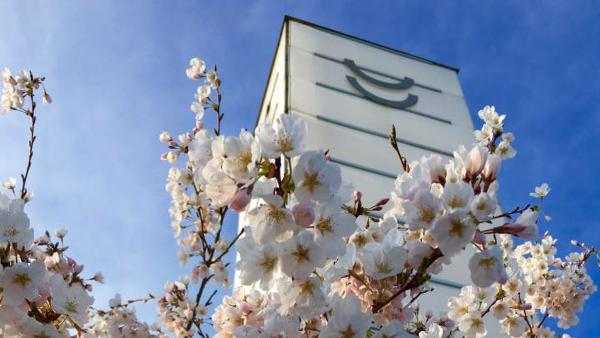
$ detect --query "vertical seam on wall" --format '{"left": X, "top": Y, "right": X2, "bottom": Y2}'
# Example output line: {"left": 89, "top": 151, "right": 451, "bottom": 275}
{"left": 285, "top": 18, "right": 290, "bottom": 115}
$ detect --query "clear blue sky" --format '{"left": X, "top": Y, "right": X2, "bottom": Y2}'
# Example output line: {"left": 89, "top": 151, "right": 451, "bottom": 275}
{"left": 0, "top": 1, "right": 598, "bottom": 336}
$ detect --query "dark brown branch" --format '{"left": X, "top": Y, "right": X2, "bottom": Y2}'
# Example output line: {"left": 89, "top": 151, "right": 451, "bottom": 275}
{"left": 373, "top": 249, "right": 443, "bottom": 313}
{"left": 389, "top": 125, "right": 410, "bottom": 173}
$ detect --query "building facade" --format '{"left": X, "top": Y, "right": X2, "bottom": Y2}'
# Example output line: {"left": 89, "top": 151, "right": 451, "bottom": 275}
{"left": 243, "top": 16, "right": 502, "bottom": 336}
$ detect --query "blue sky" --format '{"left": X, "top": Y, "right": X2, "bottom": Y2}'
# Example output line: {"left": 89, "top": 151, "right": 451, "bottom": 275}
{"left": 0, "top": 1, "right": 599, "bottom": 336}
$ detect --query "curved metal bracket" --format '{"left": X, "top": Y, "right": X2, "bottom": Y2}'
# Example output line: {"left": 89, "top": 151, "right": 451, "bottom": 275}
{"left": 346, "top": 76, "right": 418, "bottom": 109}
{"left": 343, "top": 58, "right": 415, "bottom": 90}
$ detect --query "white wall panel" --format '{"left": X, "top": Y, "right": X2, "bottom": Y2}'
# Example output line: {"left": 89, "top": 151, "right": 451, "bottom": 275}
{"left": 294, "top": 110, "right": 442, "bottom": 177}
{"left": 289, "top": 46, "right": 473, "bottom": 128}
{"left": 289, "top": 21, "right": 465, "bottom": 97}
{"left": 290, "top": 78, "right": 474, "bottom": 155}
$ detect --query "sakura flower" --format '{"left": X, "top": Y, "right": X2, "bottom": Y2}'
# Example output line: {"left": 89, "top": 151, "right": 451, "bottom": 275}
{"left": 236, "top": 228, "right": 279, "bottom": 289}
{"left": 458, "top": 312, "right": 486, "bottom": 338}
{"left": 255, "top": 114, "right": 306, "bottom": 158}
{"left": 244, "top": 195, "right": 296, "bottom": 244}
{"left": 496, "top": 138, "right": 516, "bottom": 159}
{"left": 468, "top": 247, "right": 507, "bottom": 288}
{"left": 530, "top": 182, "right": 550, "bottom": 199}
{"left": 277, "top": 276, "right": 328, "bottom": 319}
{"left": 430, "top": 209, "right": 476, "bottom": 256}
{"left": 279, "top": 230, "right": 325, "bottom": 280}
{"left": 477, "top": 105, "right": 505, "bottom": 129}
{"left": 474, "top": 124, "right": 494, "bottom": 146}
{"left": 50, "top": 274, "right": 94, "bottom": 325}
{"left": 469, "top": 192, "right": 496, "bottom": 219}
{"left": 360, "top": 229, "right": 406, "bottom": 280}
{"left": 2, "top": 177, "right": 16, "bottom": 190}
{"left": 293, "top": 151, "right": 341, "bottom": 203}
{"left": 212, "top": 129, "right": 260, "bottom": 181}
{"left": 405, "top": 240, "right": 435, "bottom": 269}
{"left": 403, "top": 189, "right": 442, "bottom": 230}
{"left": 206, "top": 69, "right": 220, "bottom": 88}
{"left": 419, "top": 323, "right": 444, "bottom": 338}
{"left": 491, "top": 301, "right": 509, "bottom": 320}
{"left": 441, "top": 182, "right": 474, "bottom": 210}
{"left": 0, "top": 200, "right": 33, "bottom": 248}
{"left": 186, "top": 57, "right": 206, "bottom": 80}
{"left": 310, "top": 203, "right": 356, "bottom": 257}
{"left": 500, "top": 316, "right": 528, "bottom": 337}
{"left": 447, "top": 287, "right": 476, "bottom": 321}
{"left": 0, "top": 261, "right": 46, "bottom": 305}
{"left": 202, "top": 161, "right": 237, "bottom": 207}
{"left": 320, "top": 294, "right": 373, "bottom": 338}
{"left": 187, "top": 129, "right": 214, "bottom": 167}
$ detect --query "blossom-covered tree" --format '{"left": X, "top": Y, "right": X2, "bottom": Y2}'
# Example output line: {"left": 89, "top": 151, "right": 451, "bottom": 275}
{"left": 0, "top": 58, "right": 597, "bottom": 337}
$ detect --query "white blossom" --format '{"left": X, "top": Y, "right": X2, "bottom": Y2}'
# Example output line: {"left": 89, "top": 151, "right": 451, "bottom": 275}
{"left": 293, "top": 151, "right": 341, "bottom": 203}
{"left": 468, "top": 247, "right": 507, "bottom": 287}
{"left": 530, "top": 182, "right": 550, "bottom": 199}
{"left": 320, "top": 294, "right": 373, "bottom": 338}
{"left": 431, "top": 209, "right": 476, "bottom": 256}
{"left": 256, "top": 114, "right": 306, "bottom": 158}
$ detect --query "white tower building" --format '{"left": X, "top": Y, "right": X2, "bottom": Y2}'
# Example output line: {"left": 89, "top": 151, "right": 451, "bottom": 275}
{"left": 243, "top": 16, "right": 503, "bottom": 336}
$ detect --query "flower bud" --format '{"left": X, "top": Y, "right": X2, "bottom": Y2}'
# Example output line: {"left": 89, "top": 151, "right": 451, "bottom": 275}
{"left": 495, "top": 209, "right": 539, "bottom": 240}
{"left": 178, "top": 133, "right": 192, "bottom": 145}
{"left": 166, "top": 151, "right": 178, "bottom": 164}
{"left": 353, "top": 191, "right": 362, "bottom": 202}
{"left": 465, "top": 146, "right": 488, "bottom": 178}
{"left": 2, "top": 177, "right": 16, "bottom": 190}
{"left": 159, "top": 131, "right": 172, "bottom": 143}
{"left": 42, "top": 91, "right": 52, "bottom": 104}
{"left": 483, "top": 154, "right": 501, "bottom": 182}
{"left": 109, "top": 294, "right": 122, "bottom": 308}
{"left": 229, "top": 189, "right": 251, "bottom": 212}
{"left": 92, "top": 272, "right": 105, "bottom": 283}
{"left": 292, "top": 203, "right": 315, "bottom": 228}
{"left": 473, "top": 230, "right": 486, "bottom": 246}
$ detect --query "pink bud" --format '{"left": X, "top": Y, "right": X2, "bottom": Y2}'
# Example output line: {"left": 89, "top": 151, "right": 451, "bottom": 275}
{"left": 465, "top": 146, "right": 488, "bottom": 178}
{"left": 494, "top": 223, "right": 538, "bottom": 241}
{"left": 229, "top": 189, "right": 251, "bottom": 212}
{"left": 292, "top": 203, "right": 315, "bottom": 228}
{"left": 353, "top": 191, "right": 363, "bottom": 202}
{"left": 483, "top": 154, "right": 501, "bottom": 182}
{"left": 194, "top": 121, "right": 204, "bottom": 134}
{"left": 241, "top": 302, "right": 251, "bottom": 314}
{"left": 473, "top": 230, "right": 486, "bottom": 246}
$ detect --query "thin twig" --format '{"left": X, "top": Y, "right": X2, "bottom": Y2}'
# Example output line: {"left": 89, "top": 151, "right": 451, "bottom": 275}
{"left": 389, "top": 125, "right": 410, "bottom": 173}
{"left": 20, "top": 79, "right": 37, "bottom": 201}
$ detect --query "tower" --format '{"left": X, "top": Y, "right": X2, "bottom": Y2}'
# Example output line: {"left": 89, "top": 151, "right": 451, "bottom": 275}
{"left": 244, "top": 16, "right": 502, "bottom": 335}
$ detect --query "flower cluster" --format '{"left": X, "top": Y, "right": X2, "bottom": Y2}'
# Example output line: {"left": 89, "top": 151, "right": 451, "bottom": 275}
{"left": 156, "top": 58, "right": 599, "bottom": 337}
{"left": 1, "top": 59, "right": 597, "bottom": 338}
{"left": 86, "top": 294, "right": 163, "bottom": 338}
{"left": 0, "top": 192, "right": 95, "bottom": 336}
{"left": 0, "top": 70, "right": 158, "bottom": 338}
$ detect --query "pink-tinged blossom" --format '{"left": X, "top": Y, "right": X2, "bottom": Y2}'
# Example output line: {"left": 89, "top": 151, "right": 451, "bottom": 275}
{"left": 497, "top": 209, "right": 539, "bottom": 240}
